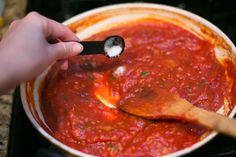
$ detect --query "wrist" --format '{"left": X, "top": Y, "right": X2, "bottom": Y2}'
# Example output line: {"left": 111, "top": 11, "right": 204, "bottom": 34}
{"left": 0, "top": 47, "right": 19, "bottom": 94}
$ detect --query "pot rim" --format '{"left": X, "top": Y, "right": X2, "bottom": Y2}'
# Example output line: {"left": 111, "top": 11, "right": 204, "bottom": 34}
{"left": 20, "top": 2, "right": 236, "bottom": 157}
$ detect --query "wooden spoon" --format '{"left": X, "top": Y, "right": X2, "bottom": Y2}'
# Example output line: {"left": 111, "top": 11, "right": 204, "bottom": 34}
{"left": 116, "top": 86, "right": 236, "bottom": 138}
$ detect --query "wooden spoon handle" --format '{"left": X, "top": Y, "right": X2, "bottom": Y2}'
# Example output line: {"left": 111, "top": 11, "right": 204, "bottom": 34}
{"left": 186, "top": 104, "right": 236, "bottom": 138}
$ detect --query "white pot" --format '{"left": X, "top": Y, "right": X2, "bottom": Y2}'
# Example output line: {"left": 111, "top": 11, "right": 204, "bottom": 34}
{"left": 20, "top": 3, "right": 236, "bottom": 157}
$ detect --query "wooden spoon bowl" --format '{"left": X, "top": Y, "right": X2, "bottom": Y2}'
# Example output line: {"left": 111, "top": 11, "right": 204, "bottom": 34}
{"left": 118, "top": 86, "right": 236, "bottom": 138}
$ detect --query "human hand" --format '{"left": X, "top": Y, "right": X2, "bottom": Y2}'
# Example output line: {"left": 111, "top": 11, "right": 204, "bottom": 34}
{"left": 0, "top": 12, "right": 83, "bottom": 93}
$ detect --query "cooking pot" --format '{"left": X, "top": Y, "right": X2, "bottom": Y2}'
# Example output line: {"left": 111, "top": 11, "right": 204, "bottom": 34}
{"left": 20, "top": 3, "right": 236, "bottom": 157}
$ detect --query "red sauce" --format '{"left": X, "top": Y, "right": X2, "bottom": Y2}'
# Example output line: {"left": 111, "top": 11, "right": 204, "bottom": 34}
{"left": 41, "top": 19, "right": 234, "bottom": 156}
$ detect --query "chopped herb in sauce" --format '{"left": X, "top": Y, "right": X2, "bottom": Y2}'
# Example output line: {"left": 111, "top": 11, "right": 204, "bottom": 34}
{"left": 140, "top": 71, "right": 149, "bottom": 77}
{"left": 109, "top": 74, "right": 116, "bottom": 81}
{"left": 84, "top": 59, "right": 94, "bottom": 70}
{"left": 107, "top": 143, "right": 120, "bottom": 152}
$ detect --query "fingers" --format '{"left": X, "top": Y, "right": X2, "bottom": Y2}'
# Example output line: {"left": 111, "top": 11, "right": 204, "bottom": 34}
{"left": 48, "top": 41, "right": 83, "bottom": 60}
{"left": 49, "top": 41, "right": 83, "bottom": 70}
{"left": 24, "top": 12, "right": 78, "bottom": 41}
{"left": 43, "top": 16, "right": 78, "bottom": 41}
{"left": 58, "top": 60, "right": 69, "bottom": 70}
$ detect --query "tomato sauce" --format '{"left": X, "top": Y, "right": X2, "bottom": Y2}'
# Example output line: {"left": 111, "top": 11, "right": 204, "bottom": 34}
{"left": 41, "top": 19, "right": 234, "bottom": 156}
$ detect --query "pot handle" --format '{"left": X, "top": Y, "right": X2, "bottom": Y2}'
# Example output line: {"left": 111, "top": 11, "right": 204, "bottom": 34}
{"left": 35, "top": 148, "right": 65, "bottom": 157}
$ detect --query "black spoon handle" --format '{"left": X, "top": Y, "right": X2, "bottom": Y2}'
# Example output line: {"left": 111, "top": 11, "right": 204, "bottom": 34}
{"left": 78, "top": 41, "right": 105, "bottom": 55}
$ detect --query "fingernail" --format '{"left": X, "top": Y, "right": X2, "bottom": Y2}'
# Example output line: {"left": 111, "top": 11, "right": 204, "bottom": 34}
{"left": 72, "top": 43, "right": 83, "bottom": 55}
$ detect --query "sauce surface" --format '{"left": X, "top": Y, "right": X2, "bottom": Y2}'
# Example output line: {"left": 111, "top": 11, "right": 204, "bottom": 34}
{"left": 41, "top": 19, "right": 234, "bottom": 156}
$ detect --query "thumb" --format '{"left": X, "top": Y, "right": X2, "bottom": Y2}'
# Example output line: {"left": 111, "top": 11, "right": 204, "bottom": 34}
{"left": 48, "top": 42, "right": 83, "bottom": 60}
